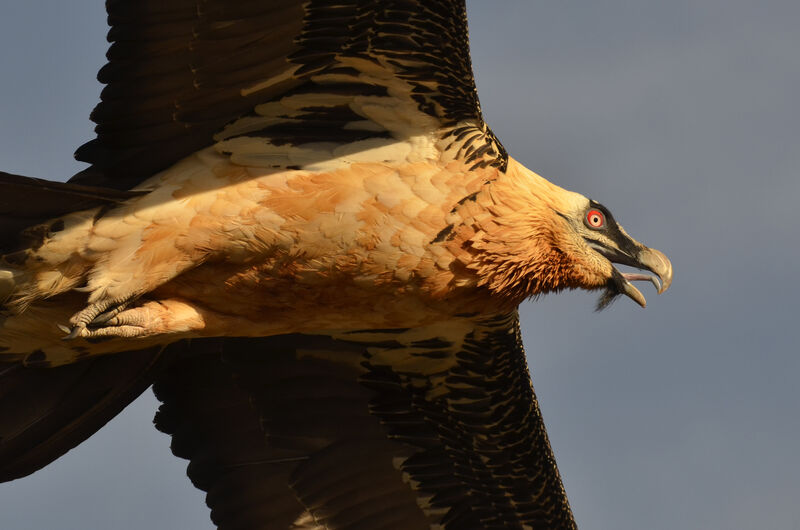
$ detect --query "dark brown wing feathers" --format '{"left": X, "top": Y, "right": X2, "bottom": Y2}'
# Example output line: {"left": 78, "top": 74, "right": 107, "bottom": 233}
{"left": 1, "top": 2, "right": 572, "bottom": 528}
{"left": 0, "top": 171, "right": 142, "bottom": 252}
{"left": 71, "top": 0, "right": 500, "bottom": 189}
{"left": 151, "top": 317, "right": 577, "bottom": 529}
{"left": 0, "top": 347, "right": 167, "bottom": 482}
{"left": 73, "top": 0, "right": 305, "bottom": 188}
{"left": 153, "top": 336, "right": 433, "bottom": 529}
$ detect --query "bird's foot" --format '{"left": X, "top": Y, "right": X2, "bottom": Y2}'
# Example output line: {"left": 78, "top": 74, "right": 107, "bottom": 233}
{"left": 65, "top": 295, "right": 137, "bottom": 339}
{"left": 63, "top": 298, "right": 203, "bottom": 341}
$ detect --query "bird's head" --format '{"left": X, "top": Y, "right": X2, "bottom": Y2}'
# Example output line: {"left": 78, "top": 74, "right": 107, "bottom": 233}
{"left": 551, "top": 198, "right": 673, "bottom": 309}
{"left": 462, "top": 158, "right": 672, "bottom": 309}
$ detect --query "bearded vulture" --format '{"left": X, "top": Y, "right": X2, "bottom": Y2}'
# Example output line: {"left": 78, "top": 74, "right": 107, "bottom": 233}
{"left": 0, "top": 1, "right": 672, "bottom": 529}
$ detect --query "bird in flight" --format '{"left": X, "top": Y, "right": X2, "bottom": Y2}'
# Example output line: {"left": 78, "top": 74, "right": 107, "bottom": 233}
{"left": 0, "top": 1, "right": 671, "bottom": 529}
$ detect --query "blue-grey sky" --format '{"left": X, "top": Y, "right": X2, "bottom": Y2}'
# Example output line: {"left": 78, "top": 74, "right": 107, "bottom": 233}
{"left": 1, "top": 1, "right": 799, "bottom": 529}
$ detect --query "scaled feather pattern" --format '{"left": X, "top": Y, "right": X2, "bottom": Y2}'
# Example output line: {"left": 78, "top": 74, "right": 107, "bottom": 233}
{"left": 0, "top": 2, "right": 672, "bottom": 529}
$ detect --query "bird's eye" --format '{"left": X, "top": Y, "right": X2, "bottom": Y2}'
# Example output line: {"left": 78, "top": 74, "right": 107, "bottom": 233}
{"left": 586, "top": 209, "right": 605, "bottom": 229}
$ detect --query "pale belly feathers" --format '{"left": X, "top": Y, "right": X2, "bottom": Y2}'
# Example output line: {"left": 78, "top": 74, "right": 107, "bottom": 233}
{"left": 0, "top": 140, "right": 505, "bottom": 364}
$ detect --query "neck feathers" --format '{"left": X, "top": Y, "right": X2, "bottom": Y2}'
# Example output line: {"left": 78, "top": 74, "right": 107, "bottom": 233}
{"left": 447, "top": 158, "right": 590, "bottom": 307}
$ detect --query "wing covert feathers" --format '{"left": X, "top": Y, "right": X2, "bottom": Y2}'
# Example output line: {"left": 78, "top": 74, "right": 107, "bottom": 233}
{"left": 72, "top": 0, "right": 506, "bottom": 189}
{"left": 2, "top": 3, "right": 578, "bottom": 527}
{"left": 153, "top": 315, "right": 577, "bottom": 529}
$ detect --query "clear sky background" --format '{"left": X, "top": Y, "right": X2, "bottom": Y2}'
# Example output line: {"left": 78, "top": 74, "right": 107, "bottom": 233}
{"left": 0, "top": 1, "right": 798, "bottom": 529}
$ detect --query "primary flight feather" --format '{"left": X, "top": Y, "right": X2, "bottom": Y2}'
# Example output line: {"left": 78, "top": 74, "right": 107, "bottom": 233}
{"left": 0, "top": 1, "right": 671, "bottom": 529}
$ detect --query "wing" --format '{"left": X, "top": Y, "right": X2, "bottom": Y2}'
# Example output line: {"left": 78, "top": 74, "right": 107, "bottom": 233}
{"left": 0, "top": 171, "right": 141, "bottom": 252}
{"left": 72, "top": 0, "right": 506, "bottom": 190}
{"left": 0, "top": 347, "right": 167, "bottom": 482}
{"left": 153, "top": 313, "right": 577, "bottom": 529}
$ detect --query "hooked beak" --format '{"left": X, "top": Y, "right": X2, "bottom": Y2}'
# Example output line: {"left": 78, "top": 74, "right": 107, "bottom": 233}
{"left": 614, "top": 247, "right": 672, "bottom": 307}
{"left": 590, "top": 243, "right": 673, "bottom": 309}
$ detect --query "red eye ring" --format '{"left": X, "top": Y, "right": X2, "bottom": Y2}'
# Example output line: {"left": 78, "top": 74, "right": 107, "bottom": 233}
{"left": 586, "top": 209, "right": 605, "bottom": 228}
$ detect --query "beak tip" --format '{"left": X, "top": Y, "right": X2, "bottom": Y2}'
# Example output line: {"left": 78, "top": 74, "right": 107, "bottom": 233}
{"left": 643, "top": 248, "right": 673, "bottom": 295}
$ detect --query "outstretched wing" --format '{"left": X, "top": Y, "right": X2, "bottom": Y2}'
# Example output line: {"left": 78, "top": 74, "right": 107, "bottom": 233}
{"left": 153, "top": 314, "right": 577, "bottom": 529}
{"left": 0, "top": 347, "right": 167, "bottom": 482}
{"left": 1, "top": 3, "right": 577, "bottom": 527}
{"left": 73, "top": 0, "right": 506, "bottom": 190}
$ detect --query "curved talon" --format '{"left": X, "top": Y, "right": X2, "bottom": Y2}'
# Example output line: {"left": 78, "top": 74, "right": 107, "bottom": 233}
{"left": 62, "top": 325, "right": 84, "bottom": 341}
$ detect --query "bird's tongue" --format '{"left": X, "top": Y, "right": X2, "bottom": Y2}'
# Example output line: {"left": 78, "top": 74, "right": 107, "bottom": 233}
{"left": 622, "top": 272, "right": 662, "bottom": 292}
